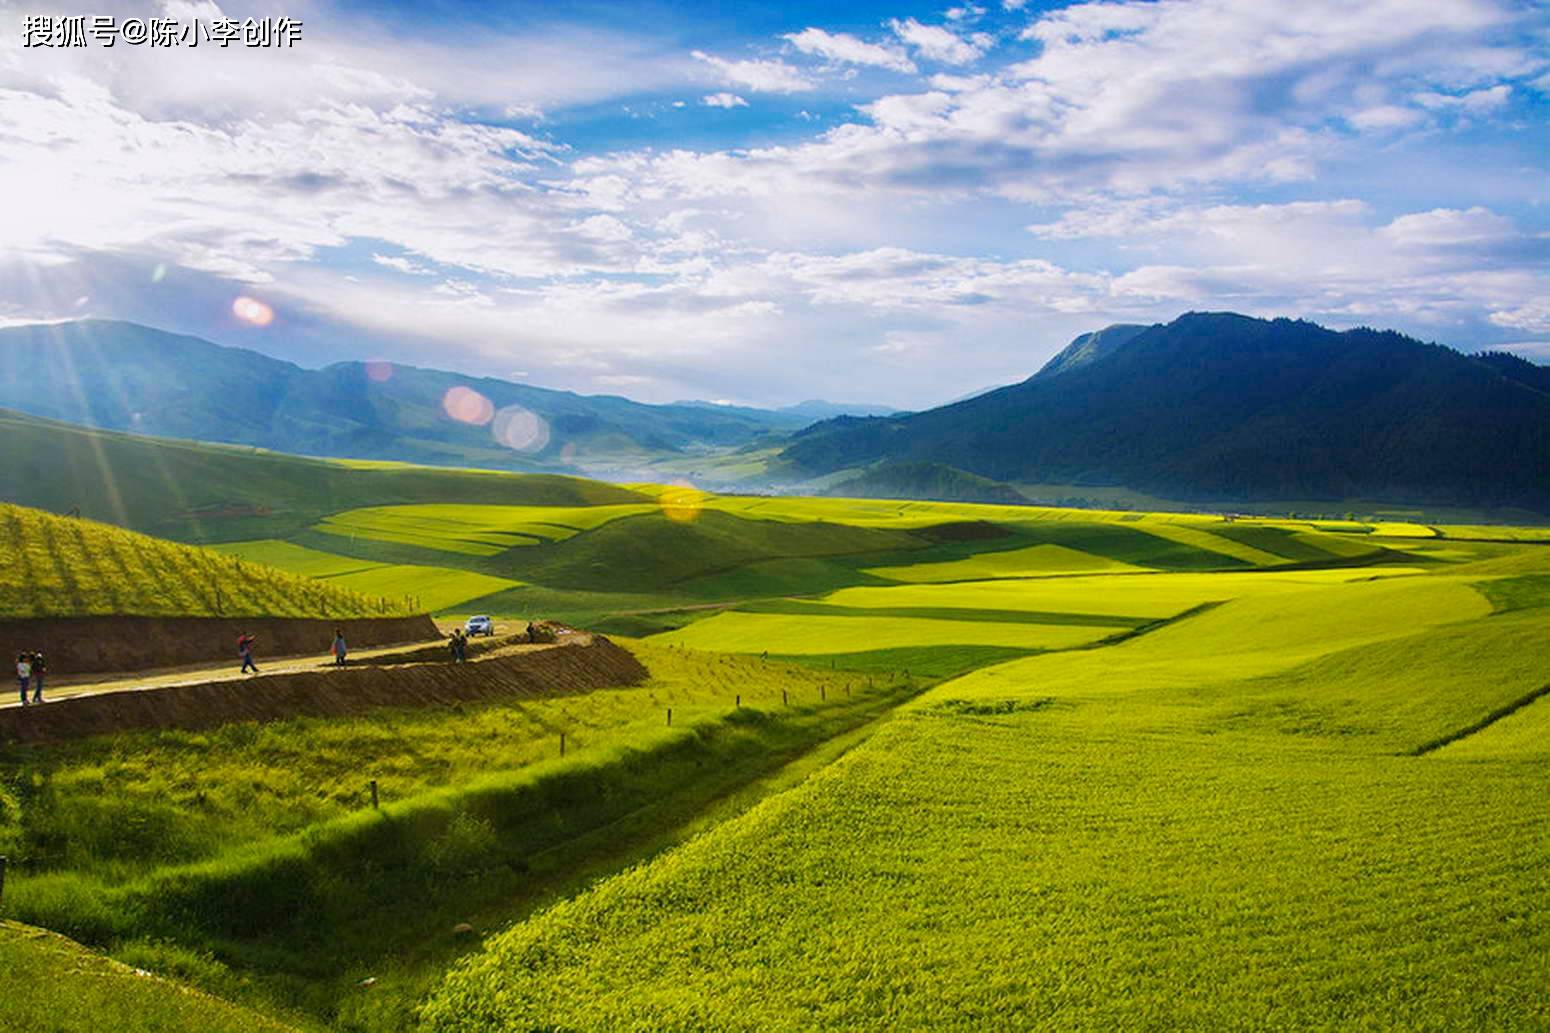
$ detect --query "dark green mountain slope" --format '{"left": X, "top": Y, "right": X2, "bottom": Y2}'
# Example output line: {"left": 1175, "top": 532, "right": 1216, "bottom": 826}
{"left": 782, "top": 313, "right": 1550, "bottom": 511}
{"left": 0, "top": 320, "right": 801, "bottom": 473}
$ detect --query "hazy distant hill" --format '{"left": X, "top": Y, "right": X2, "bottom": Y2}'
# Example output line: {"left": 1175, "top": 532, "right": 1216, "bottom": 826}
{"left": 783, "top": 312, "right": 1550, "bottom": 512}
{"left": 0, "top": 320, "right": 803, "bottom": 474}
{"left": 823, "top": 461, "right": 1029, "bottom": 505}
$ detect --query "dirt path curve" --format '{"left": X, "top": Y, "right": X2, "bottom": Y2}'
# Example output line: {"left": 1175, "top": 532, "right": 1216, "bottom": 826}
{"left": 0, "top": 624, "right": 527, "bottom": 710}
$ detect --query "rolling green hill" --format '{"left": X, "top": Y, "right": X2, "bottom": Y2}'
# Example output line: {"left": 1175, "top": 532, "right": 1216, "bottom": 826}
{"left": 784, "top": 312, "right": 1550, "bottom": 512}
{"left": 822, "top": 461, "right": 1030, "bottom": 505}
{"left": 0, "top": 407, "right": 646, "bottom": 542}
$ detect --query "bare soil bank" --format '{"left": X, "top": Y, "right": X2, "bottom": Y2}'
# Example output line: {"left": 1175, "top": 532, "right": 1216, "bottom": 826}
{"left": 0, "top": 614, "right": 440, "bottom": 676}
{"left": 0, "top": 637, "right": 648, "bottom": 745}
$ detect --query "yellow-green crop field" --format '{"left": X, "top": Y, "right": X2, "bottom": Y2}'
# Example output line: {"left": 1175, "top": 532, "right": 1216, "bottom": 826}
{"left": 6, "top": 475, "right": 1549, "bottom": 1032}
{"left": 0, "top": 504, "right": 414, "bottom": 619}
{"left": 421, "top": 531, "right": 1550, "bottom": 1032}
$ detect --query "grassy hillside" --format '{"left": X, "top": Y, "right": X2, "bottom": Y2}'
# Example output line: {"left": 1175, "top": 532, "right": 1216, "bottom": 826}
{"left": 422, "top": 550, "right": 1550, "bottom": 1032}
{"left": 0, "top": 408, "right": 647, "bottom": 542}
{"left": 0, "top": 921, "right": 299, "bottom": 1033}
{"left": 0, "top": 642, "right": 908, "bottom": 1029}
{"left": 0, "top": 504, "right": 414, "bottom": 619}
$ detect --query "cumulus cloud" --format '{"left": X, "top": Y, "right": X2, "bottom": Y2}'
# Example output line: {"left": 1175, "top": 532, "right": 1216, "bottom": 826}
{"left": 702, "top": 92, "right": 749, "bottom": 108}
{"left": 889, "top": 18, "right": 991, "bottom": 65}
{"left": 691, "top": 50, "right": 814, "bottom": 93}
{"left": 783, "top": 28, "right": 917, "bottom": 74}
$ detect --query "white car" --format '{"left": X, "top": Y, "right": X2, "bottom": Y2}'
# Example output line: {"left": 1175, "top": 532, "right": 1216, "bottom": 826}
{"left": 464, "top": 615, "right": 495, "bottom": 637}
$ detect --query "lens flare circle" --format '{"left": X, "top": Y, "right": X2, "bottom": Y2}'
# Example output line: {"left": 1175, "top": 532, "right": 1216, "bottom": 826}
{"left": 364, "top": 360, "right": 394, "bottom": 383}
{"left": 659, "top": 482, "right": 706, "bottom": 524}
{"left": 442, "top": 385, "right": 494, "bottom": 425}
{"left": 492, "top": 405, "right": 550, "bottom": 453}
{"left": 232, "top": 296, "right": 274, "bottom": 326}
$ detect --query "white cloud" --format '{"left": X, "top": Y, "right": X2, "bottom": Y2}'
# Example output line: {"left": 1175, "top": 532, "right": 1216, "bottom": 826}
{"left": 372, "top": 253, "right": 435, "bottom": 276}
{"left": 702, "top": 92, "right": 749, "bottom": 108}
{"left": 888, "top": 18, "right": 991, "bottom": 66}
{"left": 783, "top": 28, "right": 917, "bottom": 74}
{"left": 1380, "top": 207, "right": 1517, "bottom": 247}
{"left": 692, "top": 50, "right": 814, "bottom": 93}
{"left": 1489, "top": 303, "right": 1550, "bottom": 335}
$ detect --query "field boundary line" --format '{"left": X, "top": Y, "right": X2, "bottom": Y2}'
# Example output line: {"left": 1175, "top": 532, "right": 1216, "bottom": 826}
{"left": 1409, "top": 680, "right": 1550, "bottom": 756}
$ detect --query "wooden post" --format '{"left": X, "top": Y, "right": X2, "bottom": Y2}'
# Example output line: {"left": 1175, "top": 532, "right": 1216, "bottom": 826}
{"left": 821, "top": 686, "right": 826, "bottom": 702}
{"left": 667, "top": 707, "right": 672, "bottom": 727}
{"left": 560, "top": 733, "right": 566, "bottom": 757}
{"left": 735, "top": 694, "right": 741, "bottom": 708}
{"left": 369, "top": 780, "right": 378, "bottom": 809}
{"left": 782, "top": 689, "right": 788, "bottom": 706}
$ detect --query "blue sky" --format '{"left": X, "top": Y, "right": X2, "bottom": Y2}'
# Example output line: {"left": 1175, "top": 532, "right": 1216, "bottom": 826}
{"left": 2, "top": 0, "right": 1547, "bottom": 407}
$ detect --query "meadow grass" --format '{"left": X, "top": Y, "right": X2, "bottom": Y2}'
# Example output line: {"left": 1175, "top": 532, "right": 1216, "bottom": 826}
{"left": 0, "top": 921, "right": 303, "bottom": 1033}
{"left": 0, "top": 504, "right": 413, "bottom": 619}
{"left": 421, "top": 568, "right": 1550, "bottom": 1032}
{"left": 2, "top": 643, "right": 914, "bottom": 1031}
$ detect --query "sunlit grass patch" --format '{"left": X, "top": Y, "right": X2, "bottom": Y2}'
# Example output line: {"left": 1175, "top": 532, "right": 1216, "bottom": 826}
{"left": 865, "top": 543, "right": 1145, "bottom": 582}
{"left": 657, "top": 611, "right": 1111, "bottom": 654}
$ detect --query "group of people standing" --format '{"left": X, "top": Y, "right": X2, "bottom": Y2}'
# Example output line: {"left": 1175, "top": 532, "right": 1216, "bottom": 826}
{"left": 15, "top": 651, "right": 47, "bottom": 705}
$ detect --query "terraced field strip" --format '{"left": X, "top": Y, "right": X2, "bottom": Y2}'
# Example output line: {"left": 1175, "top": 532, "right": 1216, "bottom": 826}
{"left": 314, "top": 503, "right": 657, "bottom": 555}
{"left": 865, "top": 543, "right": 1146, "bottom": 582}
{"left": 737, "top": 599, "right": 1150, "bottom": 628}
{"left": 212, "top": 539, "right": 521, "bottom": 611}
{"left": 658, "top": 611, "right": 1114, "bottom": 654}
{"left": 1132, "top": 518, "right": 1286, "bottom": 565}
{"left": 1413, "top": 681, "right": 1550, "bottom": 756}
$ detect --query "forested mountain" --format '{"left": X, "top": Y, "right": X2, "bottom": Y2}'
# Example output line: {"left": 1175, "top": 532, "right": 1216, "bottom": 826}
{"left": 782, "top": 312, "right": 1550, "bottom": 511}
{"left": 0, "top": 320, "right": 804, "bottom": 473}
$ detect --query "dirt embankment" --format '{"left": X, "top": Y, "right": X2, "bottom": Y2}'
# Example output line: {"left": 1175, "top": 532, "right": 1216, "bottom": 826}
{"left": 0, "top": 636, "right": 648, "bottom": 745}
{"left": 0, "top": 614, "right": 440, "bottom": 676}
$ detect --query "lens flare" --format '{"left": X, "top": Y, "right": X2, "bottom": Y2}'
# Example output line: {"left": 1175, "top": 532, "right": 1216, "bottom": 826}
{"left": 659, "top": 482, "right": 707, "bottom": 524}
{"left": 232, "top": 296, "right": 274, "bottom": 326}
{"left": 492, "top": 405, "right": 550, "bottom": 453}
{"left": 442, "top": 385, "right": 494, "bottom": 425}
{"left": 364, "top": 360, "right": 394, "bottom": 383}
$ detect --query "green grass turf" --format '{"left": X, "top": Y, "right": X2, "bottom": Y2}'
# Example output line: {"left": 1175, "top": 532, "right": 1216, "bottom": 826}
{"left": 0, "top": 504, "right": 413, "bottom": 619}
{"left": 767, "top": 645, "right": 1041, "bottom": 679}
{"left": 0, "top": 921, "right": 300, "bottom": 1033}
{"left": 421, "top": 571, "right": 1550, "bottom": 1032}
{"left": 1474, "top": 573, "right": 1550, "bottom": 614}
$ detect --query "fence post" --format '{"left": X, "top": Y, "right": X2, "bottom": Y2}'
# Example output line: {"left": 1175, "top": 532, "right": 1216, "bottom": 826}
{"left": 667, "top": 707, "right": 672, "bottom": 727}
{"left": 369, "top": 780, "right": 378, "bottom": 809}
{"left": 782, "top": 689, "right": 788, "bottom": 706}
{"left": 735, "top": 694, "right": 740, "bottom": 708}
{"left": 561, "top": 733, "right": 566, "bottom": 757}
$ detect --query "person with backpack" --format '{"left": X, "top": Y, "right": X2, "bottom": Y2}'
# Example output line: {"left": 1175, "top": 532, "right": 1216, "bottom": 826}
{"left": 16, "top": 653, "right": 32, "bottom": 705}
{"left": 28, "top": 652, "right": 46, "bottom": 703}
{"left": 238, "top": 632, "right": 259, "bottom": 674}
{"left": 332, "top": 629, "right": 348, "bottom": 667}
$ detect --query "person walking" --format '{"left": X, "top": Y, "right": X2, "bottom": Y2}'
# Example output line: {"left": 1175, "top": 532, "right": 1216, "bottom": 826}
{"left": 29, "top": 651, "right": 46, "bottom": 703}
{"left": 331, "top": 629, "right": 348, "bottom": 667}
{"left": 238, "top": 632, "right": 259, "bottom": 674}
{"left": 454, "top": 628, "right": 468, "bottom": 663}
{"left": 16, "top": 653, "right": 32, "bottom": 706}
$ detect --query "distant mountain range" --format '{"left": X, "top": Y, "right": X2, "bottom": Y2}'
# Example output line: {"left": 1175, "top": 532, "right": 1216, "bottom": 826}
{"left": 0, "top": 321, "right": 875, "bottom": 477}
{"left": 783, "top": 312, "right": 1550, "bottom": 512}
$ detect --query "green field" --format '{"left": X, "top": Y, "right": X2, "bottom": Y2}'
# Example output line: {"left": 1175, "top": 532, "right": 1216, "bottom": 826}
{"left": 0, "top": 504, "right": 415, "bottom": 619}
{"left": 3, "top": 438, "right": 1550, "bottom": 1031}
{"left": 421, "top": 544, "right": 1550, "bottom": 1032}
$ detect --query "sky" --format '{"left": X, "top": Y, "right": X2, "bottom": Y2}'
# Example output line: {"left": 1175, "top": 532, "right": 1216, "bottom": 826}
{"left": 1, "top": 0, "right": 1547, "bottom": 409}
